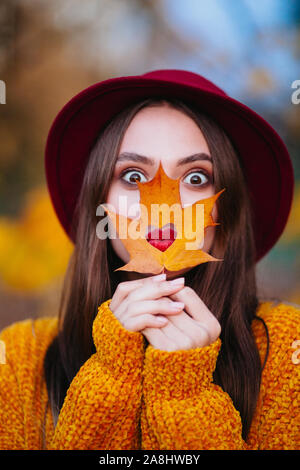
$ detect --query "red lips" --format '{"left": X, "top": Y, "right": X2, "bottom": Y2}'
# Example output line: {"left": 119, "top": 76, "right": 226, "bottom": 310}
{"left": 146, "top": 226, "right": 176, "bottom": 252}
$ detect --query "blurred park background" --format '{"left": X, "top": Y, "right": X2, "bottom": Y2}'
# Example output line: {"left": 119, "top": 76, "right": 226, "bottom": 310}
{"left": 0, "top": 0, "right": 299, "bottom": 329}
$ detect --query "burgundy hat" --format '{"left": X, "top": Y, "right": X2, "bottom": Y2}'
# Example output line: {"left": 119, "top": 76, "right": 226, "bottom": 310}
{"left": 45, "top": 69, "right": 294, "bottom": 262}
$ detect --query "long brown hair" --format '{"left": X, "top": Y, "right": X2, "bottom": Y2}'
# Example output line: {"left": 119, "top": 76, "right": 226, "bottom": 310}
{"left": 44, "top": 96, "right": 269, "bottom": 441}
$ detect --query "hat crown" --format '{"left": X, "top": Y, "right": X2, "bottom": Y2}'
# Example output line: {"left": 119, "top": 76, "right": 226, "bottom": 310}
{"left": 142, "top": 68, "right": 227, "bottom": 97}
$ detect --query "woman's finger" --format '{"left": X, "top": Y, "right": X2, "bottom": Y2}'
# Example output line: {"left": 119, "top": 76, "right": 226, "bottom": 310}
{"left": 169, "top": 287, "right": 221, "bottom": 338}
{"left": 156, "top": 316, "right": 195, "bottom": 351}
{"left": 126, "top": 277, "right": 185, "bottom": 304}
{"left": 122, "top": 298, "right": 186, "bottom": 318}
{"left": 124, "top": 313, "right": 168, "bottom": 332}
{"left": 165, "top": 310, "right": 212, "bottom": 347}
{"left": 109, "top": 273, "right": 166, "bottom": 311}
{"left": 109, "top": 280, "right": 144, "bottom": 312}
{"left": 142, "top": 326, "right": 178, "bottom": 352}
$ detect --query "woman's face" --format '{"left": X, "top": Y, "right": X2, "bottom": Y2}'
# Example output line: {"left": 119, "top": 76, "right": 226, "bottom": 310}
{"left": 106, "top": 104, "right": 218, "bottom": 280}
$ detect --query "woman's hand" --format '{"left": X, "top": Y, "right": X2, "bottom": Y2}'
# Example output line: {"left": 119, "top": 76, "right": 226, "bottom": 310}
{"left": 108, "top": 274, "right": 186, "bottom": 332}
{"left": 141, "top": 282, "right": 221, "bottom": 352}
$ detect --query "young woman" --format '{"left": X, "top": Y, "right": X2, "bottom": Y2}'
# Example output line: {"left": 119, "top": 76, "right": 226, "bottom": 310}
{"left": 0, "top": 69, "right": 299, "bottom": 450}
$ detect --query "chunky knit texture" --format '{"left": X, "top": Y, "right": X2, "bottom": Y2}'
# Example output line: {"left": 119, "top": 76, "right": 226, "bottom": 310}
{"left": 0, "top": 299, "right": 299, "bottom": 450}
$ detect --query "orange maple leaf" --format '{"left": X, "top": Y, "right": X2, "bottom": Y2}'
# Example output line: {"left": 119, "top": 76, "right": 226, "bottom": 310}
{"left": 101, "top": 162, "right": 225, "bottom": 274}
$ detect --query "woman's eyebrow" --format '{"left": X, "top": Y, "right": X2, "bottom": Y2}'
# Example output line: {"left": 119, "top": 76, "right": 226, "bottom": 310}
{"left": 116, "top": 152, "right": 212, "bottom": 166}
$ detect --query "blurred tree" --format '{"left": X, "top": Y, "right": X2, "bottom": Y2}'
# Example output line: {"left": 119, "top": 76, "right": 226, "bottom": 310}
{"left": 0, "top": 0, "right": 106, "bottom": 217}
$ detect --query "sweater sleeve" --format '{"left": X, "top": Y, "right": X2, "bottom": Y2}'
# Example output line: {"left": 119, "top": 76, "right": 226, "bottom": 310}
{"left": 50, "top": 299, "right": 146, "bottom": 450}
{"left": 0, "top": 326, "right": 26, "bottom": 449}
{"left": 141, "top": 338, "right": 246, "bottom": 450}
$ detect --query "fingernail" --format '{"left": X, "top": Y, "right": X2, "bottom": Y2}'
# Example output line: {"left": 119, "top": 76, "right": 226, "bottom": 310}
{"left": 168, "top": 277, "right": 185, "bottom": 285}
{"left": 171, "top": 302, "right": 185, "bottom": 309}
{"left": 152, "top": 273, "right": 167, "bottom": 282}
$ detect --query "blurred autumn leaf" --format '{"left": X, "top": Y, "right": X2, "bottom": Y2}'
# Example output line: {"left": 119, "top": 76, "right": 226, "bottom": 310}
{"left": 0, "top": 186, "right": 73, "bottom": 290}
{"left": 247, "top": 67, "right": 277, "bottom": 96}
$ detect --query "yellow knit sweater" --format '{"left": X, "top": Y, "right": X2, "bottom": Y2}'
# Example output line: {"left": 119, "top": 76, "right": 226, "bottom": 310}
{"left": 0, "top": 299, "right": 299, "bottom": 450}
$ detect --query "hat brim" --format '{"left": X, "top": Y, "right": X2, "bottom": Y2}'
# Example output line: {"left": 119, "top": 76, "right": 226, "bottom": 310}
{"left": 45, "top": 74, "right": 294, "bottom": 262}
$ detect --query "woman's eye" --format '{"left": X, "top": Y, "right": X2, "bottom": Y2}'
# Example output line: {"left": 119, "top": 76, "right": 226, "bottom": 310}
{"left": 183, "top": 171, "right": 209, "bottom": 187}
{"left": 121, "top": 169, "right": 147, "bottom": 185}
